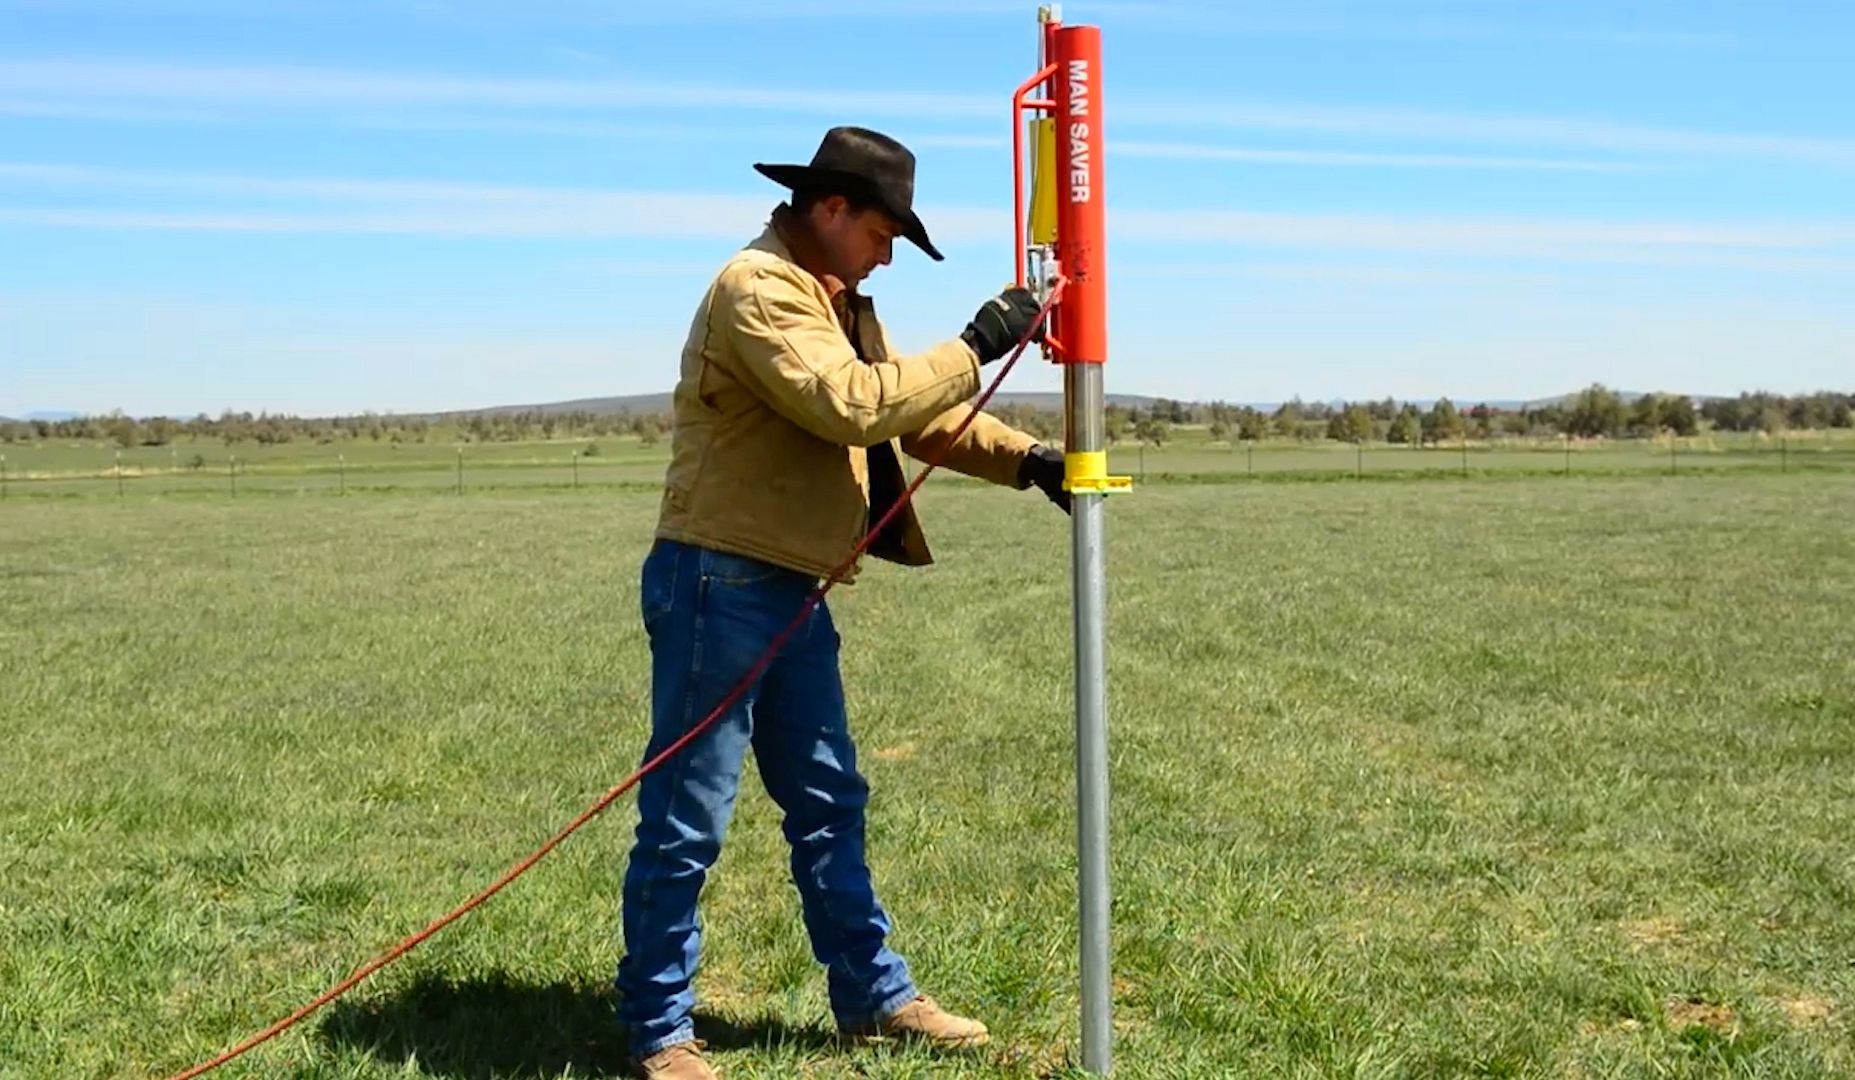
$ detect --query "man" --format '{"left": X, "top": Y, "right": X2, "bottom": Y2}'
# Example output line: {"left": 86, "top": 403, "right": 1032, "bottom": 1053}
{"left": 615, "top": 126, "right": 1071, "bottom": 1079}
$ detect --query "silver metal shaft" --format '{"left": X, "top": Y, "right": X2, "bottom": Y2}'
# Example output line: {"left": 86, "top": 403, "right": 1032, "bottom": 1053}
{"left": 1065, "top": 361, "right": 1112, "bottom": 1074}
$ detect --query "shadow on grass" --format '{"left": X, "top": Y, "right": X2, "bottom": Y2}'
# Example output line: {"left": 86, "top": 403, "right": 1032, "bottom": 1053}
{"left": 319, "top": 970, "right": 837, "bottom": 1078}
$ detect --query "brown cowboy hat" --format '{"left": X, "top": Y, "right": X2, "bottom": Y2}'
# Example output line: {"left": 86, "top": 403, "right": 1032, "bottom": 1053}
{"left": 754, "top": 126, "right": 944, "bottom": 262}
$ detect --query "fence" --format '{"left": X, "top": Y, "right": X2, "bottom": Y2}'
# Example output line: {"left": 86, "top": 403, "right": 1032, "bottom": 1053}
{"left": 3, "top": 434, "right": 1853, "bottom": 501}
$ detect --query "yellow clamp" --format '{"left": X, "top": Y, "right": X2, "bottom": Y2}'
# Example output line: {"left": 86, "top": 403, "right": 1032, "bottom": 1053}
{"left": 1063, "top": 450, "right": 1134, "bottom": 495}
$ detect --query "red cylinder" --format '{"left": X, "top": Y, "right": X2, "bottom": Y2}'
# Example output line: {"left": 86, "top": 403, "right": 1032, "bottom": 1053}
{"left": 1053, "top": 25, "right": 1106, "bottom": 365}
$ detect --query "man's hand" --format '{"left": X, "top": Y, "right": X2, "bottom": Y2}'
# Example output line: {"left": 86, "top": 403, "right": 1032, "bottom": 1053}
{"left": 961, "top": 286, "right": 1044, "bottom": 364}
{"left": 1019, "top": 444, "right": 1071, "bottom": 515}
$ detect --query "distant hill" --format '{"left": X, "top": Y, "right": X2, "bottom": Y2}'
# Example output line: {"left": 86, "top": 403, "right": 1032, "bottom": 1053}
{"left": 442, "top": 390, "right": 1158, "bottom": 419}
{"left": 435, "top": 393, "right": 674, "bottom": 419}
{"left": 17, "top": 388, "right": 1736, "bottom": 426}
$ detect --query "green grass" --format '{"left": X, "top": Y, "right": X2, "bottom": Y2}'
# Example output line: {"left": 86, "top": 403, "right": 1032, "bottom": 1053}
{"left": 7, "top": 427, "right": 1853, "bottom": 499}
{"left": 3, "top": 473, "right": 1853, "bottom": 1077}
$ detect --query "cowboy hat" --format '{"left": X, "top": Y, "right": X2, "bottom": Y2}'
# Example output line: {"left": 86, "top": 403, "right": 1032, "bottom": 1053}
{"left": 754, "top": 126, "right": 944, "bottom": 262}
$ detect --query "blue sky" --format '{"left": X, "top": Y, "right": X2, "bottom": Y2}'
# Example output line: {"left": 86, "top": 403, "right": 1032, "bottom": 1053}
{"left": 2, "top": 0, "right": 1852, "bottom": 417}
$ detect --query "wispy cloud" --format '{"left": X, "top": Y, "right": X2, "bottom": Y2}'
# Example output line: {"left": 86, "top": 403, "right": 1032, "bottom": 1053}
{"left": 0, "top": 59, "right": 996, "bottom": 118}
{"left": 1116, "top": 100, "right": 1855, "bottom": 167}
{"left": 1079, "top": 1, "right": 1741, "bottom": 50}
{"left": 1116, "top": 209, "right": 1855, "bottom": 253}
{"left": 7, "top": 58, "right": 1853, "bottom": 169}
{"left": 351, "top": 116, "right": 1635, "bottom": 171}
{"left": 0, "top": 97, "right": 225, "bottom": 123}
{"left": 1111, "top": 140, "right": 1646, "bottom": 173}
{"left": 0, "top": 202, "right": 776, "bottom": 239}
{"left": 5, "top": 164, "right": 1853, "bottom": 272}
{"left": 0, "top": 0, "right": 1744, "bottom": 48}
{"left": 350, "top": 114, "right": 1008, "bottom": 152}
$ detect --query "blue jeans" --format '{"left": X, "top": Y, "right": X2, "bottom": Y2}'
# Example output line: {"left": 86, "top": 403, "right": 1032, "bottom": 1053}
{"left": 614, "top": 539, "right": 917, "bottom": 1056}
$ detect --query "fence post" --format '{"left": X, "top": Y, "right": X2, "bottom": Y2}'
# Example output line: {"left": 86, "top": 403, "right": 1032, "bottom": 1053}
{"left": 456, "top": 448, "right": 464, "bottom": 495}
{"left": 573, "top": 450, "right": 580, "bottom": 489}
{"left": 1564, "top": 433, "right": 1571, "bottom": 477}
{"left": 339, "top": 453, "right": 346, "bottom": 496}
{"left": 1246, "top": 441, "right": 1253, "bottom": 477}
{"left": 230, "top": 456, "right": 237, "bottom": 497}
{"left": 1461, "top": 438, "right": 1468, "bottom": 477}
{"left": 1356, "top": 441, "right": 1363, "bottom": 480}
{"left": 115, "top": 451, "right": 124, "bottom": 497}
{"left": 1781, "top": 437, "right": 1788, "bottom": 473}
{"left": 1669, "top": 437, "right": 1677, "bottom": 476}
{"left": 1139, "top": 442, "right": 1145, "bottom": 480}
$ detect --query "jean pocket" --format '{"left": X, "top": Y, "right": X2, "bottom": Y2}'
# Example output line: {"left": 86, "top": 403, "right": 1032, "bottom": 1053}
{"left": 639, "top": 542, "right": 681, "bottom": 626}
{"left": 700, "top": 548, "right": 797, "bottom": 588}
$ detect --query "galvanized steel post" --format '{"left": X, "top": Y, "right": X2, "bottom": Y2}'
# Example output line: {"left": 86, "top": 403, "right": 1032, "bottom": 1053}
{"left": 1019, "top": 8, "right": 1124, "bottom": 1071}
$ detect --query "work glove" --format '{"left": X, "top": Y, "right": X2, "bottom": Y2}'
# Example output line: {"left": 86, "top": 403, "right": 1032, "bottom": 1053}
{"left": 1019, "top": 443, "right": 1072, "bottom": 515}
{"left": 961, "top": 286, "right": 1044, "bottom": 364}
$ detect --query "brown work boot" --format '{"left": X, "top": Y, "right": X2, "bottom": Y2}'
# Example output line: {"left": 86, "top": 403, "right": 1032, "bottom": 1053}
{"left": 633, "top": 1038, "right": 718, "bottom": 1079}
{"left": 842, "top": 994, "right": 990, "bottom": 1049}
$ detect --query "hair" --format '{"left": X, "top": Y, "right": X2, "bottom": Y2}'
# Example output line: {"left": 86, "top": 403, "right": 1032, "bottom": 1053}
{"left": 790, "top": 183, "right": 879, "bottom": 218}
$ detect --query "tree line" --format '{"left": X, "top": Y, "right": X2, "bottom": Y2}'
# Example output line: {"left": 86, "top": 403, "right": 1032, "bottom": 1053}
{"left": 0, "top": 409, "right": 669, "bottom": 449}
{"left": 5, "top": 386, "right": 1849, "bottom": 449}
{"left": 1114, "top": 386, "right": 1851, "bottom": 446}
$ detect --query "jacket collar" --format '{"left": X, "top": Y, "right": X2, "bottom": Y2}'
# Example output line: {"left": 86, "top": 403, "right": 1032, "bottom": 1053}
{"left": 762, "top": 204, "right": 872, "bottom": 314}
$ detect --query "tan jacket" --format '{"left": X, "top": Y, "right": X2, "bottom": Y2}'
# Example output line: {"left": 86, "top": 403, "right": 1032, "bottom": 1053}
{"left": 653, "top": 209, "right": 1039, "bottom": 582}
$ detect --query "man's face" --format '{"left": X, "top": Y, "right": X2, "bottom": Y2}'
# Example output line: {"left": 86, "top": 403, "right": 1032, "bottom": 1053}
{"left": 808, "top": 196, "right": 901, "bottom": 286}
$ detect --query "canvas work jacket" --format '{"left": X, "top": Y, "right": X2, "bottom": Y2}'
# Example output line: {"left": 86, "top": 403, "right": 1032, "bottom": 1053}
{"left": 652, "top": 208, "right": 1039, "bottom": 582}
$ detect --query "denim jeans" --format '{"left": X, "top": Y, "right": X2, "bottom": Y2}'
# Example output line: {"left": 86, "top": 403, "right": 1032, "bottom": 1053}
{"left": 614, "top": 539, "right": 917, "bottom": 1056}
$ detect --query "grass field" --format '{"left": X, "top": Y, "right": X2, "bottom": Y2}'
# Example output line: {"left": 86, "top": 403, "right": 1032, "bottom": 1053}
{"left": 6, "top": 427, "right": 1854, "bottom": 500}
{"left": 4, "top": 472, "right": 1853, "bottom": 1078}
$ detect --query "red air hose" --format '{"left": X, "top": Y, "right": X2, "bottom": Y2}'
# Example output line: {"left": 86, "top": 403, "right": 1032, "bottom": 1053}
{"left": 161, "top": 280, "right": 1065, "bottom": 1080}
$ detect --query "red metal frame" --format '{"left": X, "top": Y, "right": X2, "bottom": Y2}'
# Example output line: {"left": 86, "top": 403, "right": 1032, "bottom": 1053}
{"left": 1011, "top": 62, "right": 1057, "bottom": 288}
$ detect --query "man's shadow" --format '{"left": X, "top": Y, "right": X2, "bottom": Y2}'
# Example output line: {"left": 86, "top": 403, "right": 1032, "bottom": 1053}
{"left": 319, "top": 970, "right": 838, "bottom": 1079}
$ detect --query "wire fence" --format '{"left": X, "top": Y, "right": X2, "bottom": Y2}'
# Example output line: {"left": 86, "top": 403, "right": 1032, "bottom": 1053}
{"left": 2, "top": 435, "right": 1852, "bottom": 501}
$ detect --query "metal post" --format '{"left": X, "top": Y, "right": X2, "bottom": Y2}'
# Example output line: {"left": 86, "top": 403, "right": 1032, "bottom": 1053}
{"left": 1065, "top": 365, "right": 1112, "bottom": 1076}
{"left": 1247, "top": 441, "right": 1253, "bottom": 477}
{"left": 1564, "top": 433, "right": 1571, "bottom": 476}
{"left": 339, "top": 454, "right": 346, "bottom": 496}
{"left": 1356, "top": 440, "right": 1363, "bottom": 480}
{"left": 1461, "top": 438, "right": 1468, "bottom": 477}
{"left": 1669, "top": 437, "right": 1677, "bottom": 476}
{"left": 1782, "top": 437, "right": 1788, "bottom": 473}
{"left": 1019, "top": 13, "right": 1114, "bottom": 1070}
{"left": 1051, "top": 19, "right": 1112, "bottom": 1074}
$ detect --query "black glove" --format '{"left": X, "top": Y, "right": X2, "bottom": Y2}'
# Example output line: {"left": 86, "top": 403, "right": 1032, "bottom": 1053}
{"left": 961, "top": 286, "right": 1044, "bottom": 364}
{"left": 1019, "top": 443, "right": 1072, "bottom": 515}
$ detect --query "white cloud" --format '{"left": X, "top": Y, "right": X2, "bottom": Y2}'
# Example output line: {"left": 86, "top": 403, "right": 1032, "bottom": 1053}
{"left": 1110, "top": 140, "right": 1646, "bottom": 173}
{"left": 7, "top": 58, "right": 1853, "bottom": 168}
{"left": 1115, "top": 100, "right": 1855, "bottom": 166}
{"left": 0, "top": 203, "right": 774, "bottom": 239}
{"left": 0, "top": 98, "right": 224, "bottom": 123}
{"left": 0, "top": 59, "right": 996, "bottom": 118}
{"left": 0, "top": 0, "right": 1745, "bottom": 47}
{"left": 345, "top": 119, "right": 1638, "bottom": 171}
{"left": 1079, "top": 2, "right": 1741, "bottom": 49}
{"left": 5, "top": 165, "right": 1854, "bottom": 274}
{"left": 1116, "top": 209, "right": 1855, "bottom": 255}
